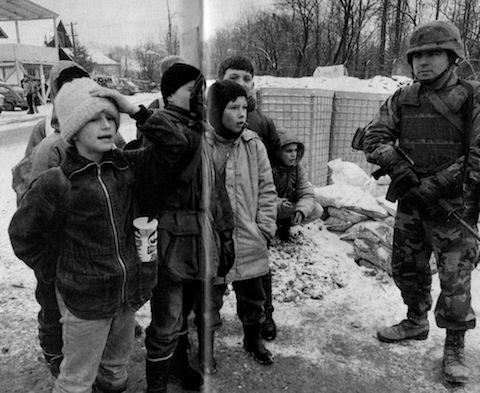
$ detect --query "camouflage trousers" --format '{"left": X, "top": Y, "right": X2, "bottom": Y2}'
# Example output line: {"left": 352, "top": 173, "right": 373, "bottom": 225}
{"left": 392, "top": 199, "right": 479, "bottom": 331}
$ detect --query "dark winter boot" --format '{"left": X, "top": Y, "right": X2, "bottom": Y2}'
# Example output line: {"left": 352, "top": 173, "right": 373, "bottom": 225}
{"left": 44, "top": 352, "right": 63, "bottom": 379}
{"left": 261, "top": 272, "right": 277, "bottom": 341}
{"left": 377, "top": 318, "right": 429, "bottom": 343}
{"left": 146, "top": 358, "right": 171, "bottom": 393}
{"left": 243, "top": 323, "right": 274, "bottom": 365}
{"left": 92, "top": 379, "right": 127, "bottom": 393}
{"left": 169, "top": 333, "right": 204, "bottom": 391}
{"left": 198, "top": 327, "right": 217, "bottom": 375}
{"left": 443, "top": 330, "right": 468, "bottom": 384}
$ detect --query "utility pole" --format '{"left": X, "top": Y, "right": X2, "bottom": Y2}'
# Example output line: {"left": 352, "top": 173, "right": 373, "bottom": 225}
{"left": 70, "top": 22, "right": 77, "bottom": 60}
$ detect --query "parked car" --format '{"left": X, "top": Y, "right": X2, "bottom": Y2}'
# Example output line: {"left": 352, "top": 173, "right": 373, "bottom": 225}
{"left": 0, "top": 84, "right": 28, "bottom": 111}
{"left": 93, "top": 75, "right": 139, "bottom": 95}
{"left": 118, "top": 78, "right": 140, "bottom": 95}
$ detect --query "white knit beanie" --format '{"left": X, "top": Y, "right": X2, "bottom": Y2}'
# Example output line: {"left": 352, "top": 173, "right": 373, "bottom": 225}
{"left": 55, "top": 77, "right": 120, "bottom": 144}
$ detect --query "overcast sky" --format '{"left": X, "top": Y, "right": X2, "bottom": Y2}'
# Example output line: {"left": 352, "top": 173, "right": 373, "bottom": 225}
{"left": 0, "top": 0, "right": 274, "bottom": 49}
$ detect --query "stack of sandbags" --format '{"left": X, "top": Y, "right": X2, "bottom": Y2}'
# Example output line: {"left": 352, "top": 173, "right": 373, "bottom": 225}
{"left": 313, "top": 159, "right": 398, "bottom": 273}
{"left": 340, "top": 220, "right": 393, "bottom": 274}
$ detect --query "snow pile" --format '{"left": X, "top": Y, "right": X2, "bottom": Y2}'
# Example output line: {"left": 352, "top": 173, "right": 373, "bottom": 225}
{"left": 255, "top": 74, "right": 412, "bottom": 94}
{"left": 312, "top": 159, "right": 397, "bottom": 274}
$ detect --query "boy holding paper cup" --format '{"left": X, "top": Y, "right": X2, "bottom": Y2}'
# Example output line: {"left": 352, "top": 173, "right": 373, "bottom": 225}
{"left": 8, "top": 77, "right": 179, "bottom": 393}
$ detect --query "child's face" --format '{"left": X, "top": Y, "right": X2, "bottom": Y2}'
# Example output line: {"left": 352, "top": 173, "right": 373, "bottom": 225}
{"left": 280, "top": 143, "right": 298, "bottom": 166}
{"left": 222, "top": 69, "right": 254, "bottom": 97}
{"left": 73, "top": 111, "right": 117, "bottom": 162}
{"left": 222, "top": 96, "right": 247, "bottom": 134}
{"left": 167, "top": 80, "right": 195, "bottom": 110}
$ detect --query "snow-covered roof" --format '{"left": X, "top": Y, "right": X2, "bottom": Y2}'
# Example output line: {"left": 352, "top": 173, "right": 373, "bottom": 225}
{"left": 89, "top": 49, "right": 118, "bottom": 65}
{"left": 0, "top": 0, "right": 58, "bottom": 21}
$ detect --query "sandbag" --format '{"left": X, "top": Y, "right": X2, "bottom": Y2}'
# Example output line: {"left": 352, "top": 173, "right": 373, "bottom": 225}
{"left": 328, "top": 158, "right": 370, "bottom": 188}
{"left": 314, "top": 183, "right": 389, "bottom": 219}
{"left": 327, "top": 206, "right": 369, "bottom": 224}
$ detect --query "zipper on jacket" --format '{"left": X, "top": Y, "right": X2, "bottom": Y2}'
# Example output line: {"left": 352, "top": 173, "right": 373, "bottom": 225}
{"left": 97, "top": 165, "right": 127, "bottom": 304}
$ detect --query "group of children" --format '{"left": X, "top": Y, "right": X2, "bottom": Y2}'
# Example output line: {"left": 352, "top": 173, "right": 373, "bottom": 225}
{"left": 9, "top": 56, "right": 321, "bottom": 393}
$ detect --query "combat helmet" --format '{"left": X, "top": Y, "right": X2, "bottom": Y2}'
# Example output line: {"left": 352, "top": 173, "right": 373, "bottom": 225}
{"left": 406, "top": 21, "right": 464, "bottom": 64}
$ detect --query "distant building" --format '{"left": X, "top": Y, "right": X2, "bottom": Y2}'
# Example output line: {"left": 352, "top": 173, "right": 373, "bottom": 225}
{"left": 0, "top": 0, "right": 60, "bottom": 103}
{"left": 46, "top": 20, "right": 75, "bottom": 61}
{"left": 90, "top": 49, "right": 120, "bottom": 77}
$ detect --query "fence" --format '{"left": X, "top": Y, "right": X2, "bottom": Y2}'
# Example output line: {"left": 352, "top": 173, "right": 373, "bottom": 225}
{"left": 257, "top": 88, "right": 390, "bottom": 186}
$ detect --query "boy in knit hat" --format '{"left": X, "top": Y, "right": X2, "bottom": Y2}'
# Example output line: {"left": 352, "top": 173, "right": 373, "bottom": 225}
{"left": 204, "top": 79, "right": 277, "bottom": 369}
{"left": 8, "top": 77, "right": 171, "bottom": 393}
{"left": 131, "top": 62, "right": 214, "bottom": 393}
{"left": 147, "top": 55, "right": 186, "bottom": 111}
{"left": 11, "top": 61, "right": 92, "bottom": 379}
{"left": 218, "top": 55, "right": 281, "bottom": 341}
{"left": 273, "top": 128, "right": 324, "bottom": 240}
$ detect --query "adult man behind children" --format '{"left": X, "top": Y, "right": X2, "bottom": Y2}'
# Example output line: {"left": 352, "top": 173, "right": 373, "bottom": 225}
{"left": 363, "top": 21, "right": 480, "bottom": 384}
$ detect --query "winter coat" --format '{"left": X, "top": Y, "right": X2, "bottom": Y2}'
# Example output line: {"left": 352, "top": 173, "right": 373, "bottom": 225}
{"left": 136, "top": 105, "right": 211, "bottom": 281}
{"left": 273, "top": 129, "right": 315, "bottom": 220}
{"left": 206, "top": 129, "right": 277, "bottom": 283}
{"left": 246, "top": 96, "right": 281, "bottom": 162}
{"left": 9, "top": 145, "right": 164, "bottom": 320}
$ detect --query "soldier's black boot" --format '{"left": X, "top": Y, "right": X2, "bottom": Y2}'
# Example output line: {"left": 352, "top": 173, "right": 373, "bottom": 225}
{"left": 443, "top": 330, "right": 469, "bottom": 384}
{"left": 243, "top": 323, "right": 274, "bottom": 365}
{"left": 169, "top": 333, "right": 203, "bottom": 391}
{"left": 146, "top": 358, "right": 171, "bottom": 393}
{"left": 261, "top": 272, "right": 277, "bottom": 341}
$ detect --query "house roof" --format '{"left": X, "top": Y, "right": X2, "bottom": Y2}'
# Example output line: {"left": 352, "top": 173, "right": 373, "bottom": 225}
{"left": 90, "top": 49, "right": 118, "bottom": 66}
{"left": 0, "top": 0, "right": 58, "bottom": 21}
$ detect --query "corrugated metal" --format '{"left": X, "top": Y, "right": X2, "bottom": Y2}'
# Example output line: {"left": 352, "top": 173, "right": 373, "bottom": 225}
{"left": 0, "top": 0, "right": 57, "bottom": 21}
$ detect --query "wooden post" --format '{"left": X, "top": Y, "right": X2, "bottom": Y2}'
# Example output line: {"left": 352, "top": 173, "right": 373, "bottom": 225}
{"left": 39, "top": 64, "right": 46, "bottom": 105}
{"left": 15, "top": 21, "right": 20, "bottom": 44}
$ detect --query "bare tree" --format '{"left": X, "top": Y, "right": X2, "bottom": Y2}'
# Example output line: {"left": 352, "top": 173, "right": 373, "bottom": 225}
{"left": 164, "top": 0, "right": 180, "bottom": 56}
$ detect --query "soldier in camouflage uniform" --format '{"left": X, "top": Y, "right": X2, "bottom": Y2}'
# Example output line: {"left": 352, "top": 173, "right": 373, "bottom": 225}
{"left": 363, "top": 20, "right": 480, "bottom": 384}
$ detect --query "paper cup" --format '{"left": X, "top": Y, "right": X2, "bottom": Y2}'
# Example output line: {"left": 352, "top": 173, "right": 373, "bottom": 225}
{"left": 133, "top": 217, "right": 158, "bottom": 263}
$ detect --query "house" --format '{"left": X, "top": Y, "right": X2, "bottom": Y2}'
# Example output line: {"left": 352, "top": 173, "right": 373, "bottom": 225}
{"left": 90, "top": 49, "right": 120, "bottom": 77}
{"left": 0, "top": 0, "right": 60, "bottom": 103}
{"left": 46, "top": 20, "right": 75, "bottom": 61}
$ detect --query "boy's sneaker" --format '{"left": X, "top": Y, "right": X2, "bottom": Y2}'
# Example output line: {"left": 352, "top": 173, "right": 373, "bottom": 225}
{"left": 377, "top": 319, "right": 429, "bottom": 343}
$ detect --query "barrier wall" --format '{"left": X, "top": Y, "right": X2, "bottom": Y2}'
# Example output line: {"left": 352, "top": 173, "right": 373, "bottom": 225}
{"left": 257, "top": 88, "right": 390, "bottom": 186}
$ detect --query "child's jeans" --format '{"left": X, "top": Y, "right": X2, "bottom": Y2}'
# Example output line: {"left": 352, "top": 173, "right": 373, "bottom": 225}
{"left": 53, "top": 288, "right": 135, "bottom": 393}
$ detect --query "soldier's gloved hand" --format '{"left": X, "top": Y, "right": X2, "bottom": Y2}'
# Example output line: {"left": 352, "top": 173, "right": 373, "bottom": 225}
{"left": 403, "top": 176, "right": 442, "bottom": 206}
{"left": 387, "top": 161, "right": 420, "bottom": 197}
{"left": 435, "top": 169, "right": 461, "bottom": 198}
